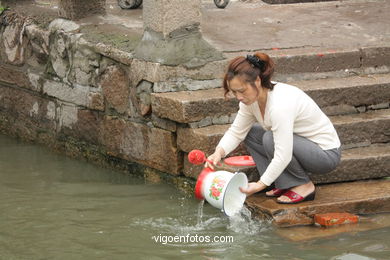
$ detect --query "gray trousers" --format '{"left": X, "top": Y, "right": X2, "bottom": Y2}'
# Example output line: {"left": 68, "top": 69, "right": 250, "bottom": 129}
{"left": 244, "top": 124, "right": 341, "bottom": 189}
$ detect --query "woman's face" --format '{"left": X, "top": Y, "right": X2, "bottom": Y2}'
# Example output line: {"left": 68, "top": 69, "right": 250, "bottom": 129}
{"left": 228, "top": 76, "right": 261, "bottom": 105}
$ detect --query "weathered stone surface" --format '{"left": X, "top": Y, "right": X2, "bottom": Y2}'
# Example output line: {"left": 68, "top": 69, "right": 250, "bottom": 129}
{"left": 322, "top": 104, "right": 357, "bottom": 116}
{"left": 134, "top": 80, "right": 153, "bottom": 116}
{"left": 68, "top": 44, "right": 101, "bottom": 87}
{"left": 332, "top": 109, "right": 390, "bottom": 146}
{"left": 99, "top": 65, "right": 129, "bottom": 114}
{"left": 151, "top": 114, "right": 177, "bottom": 132}
{"left": 135, "top": 29, "right": 224, "bottom": 67}
{"left": 295, "top": 73, "right": 390, "bottom": 108}
{"left": 153, "top": 78, "right": 221, "bottom": 93}
{"left": 58, "top": 0, "right": 106, "bottom": 20}
{"left": 48, "top": 19, "right": 80, "bottom": 33}
{"left": 42, "top": 80, "right": 102, "bottom": 109}
{"left": 368, "top": 102, "right": 390, "bottom": 110}
{"left": 151, "top": 88, "right": 238, "bottom": 123}
{"left": 0, "top": 64, "right": 31, "bottom": 89}
{"left": 49, "top": 31, "right": 70, "bottom": 79}
{"left": 271, "top": 48, "right": 361, "bottom": 75}
{"left": 71, "top": 109, "right": 102, "bottom": 144}
{"left": 58, "top": 102, "right": 78, "bottom": 129}
{"left": 25, "top": 24, "right": 50, "bottom": 67}
{"left": 101, "top": 117, "right": 181, "bottom": 174}
{"left": 177, "top": 124, "right": 229, "bottom": 155}
{"left": 87, "top": 92, "right": 105, "bottom": 111}
{"left": 27, "top": 70, "right": 43, "bottom": 92}
{"left": 0, "top": 85, "right": 56, "bottom": 139}
{"left": 312, "top": 144, "right": 390, "bottom": 184}
{"left": 143, "top": 0, "right": 201, "bottom": 38}
{"left": 1, "top": 12, "right": 32, "bottom": 65}
{"left": 361, "top": 46, "right": 390, "bottom": 69}
{"left": 246, "top": 179, "right": 390, "bottom": 227}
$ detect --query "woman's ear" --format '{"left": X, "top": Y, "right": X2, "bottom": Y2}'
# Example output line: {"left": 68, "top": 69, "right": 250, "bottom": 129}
{"left": 255, "top": 76, "right": 262, "bottom": 88}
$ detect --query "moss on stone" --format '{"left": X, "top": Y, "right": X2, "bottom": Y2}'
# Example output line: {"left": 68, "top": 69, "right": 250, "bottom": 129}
{"left": 80, "top": 25, "right": 142, "bottom": 53}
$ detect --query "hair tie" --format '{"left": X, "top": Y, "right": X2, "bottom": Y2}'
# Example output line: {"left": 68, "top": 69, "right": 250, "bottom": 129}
{"left": 246, "top": 55, "right": 266, "bottom": 71}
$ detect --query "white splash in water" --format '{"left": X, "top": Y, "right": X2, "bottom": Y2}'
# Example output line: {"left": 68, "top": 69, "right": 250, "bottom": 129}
{"left": 227, "top": 206, "right": 265, "bottom": 235}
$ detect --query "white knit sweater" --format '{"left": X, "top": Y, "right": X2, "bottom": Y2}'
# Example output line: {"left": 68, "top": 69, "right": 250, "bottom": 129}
{"left": 217, "top": 82, "right": 341, "bottom": 186}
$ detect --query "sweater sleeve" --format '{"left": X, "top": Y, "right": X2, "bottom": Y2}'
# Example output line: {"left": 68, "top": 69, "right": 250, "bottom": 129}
{"left": 260, "top": 105, "right": 295, "bottom": 186}
{"left": 217, "top": 102, "right": 256, "bottom": 156}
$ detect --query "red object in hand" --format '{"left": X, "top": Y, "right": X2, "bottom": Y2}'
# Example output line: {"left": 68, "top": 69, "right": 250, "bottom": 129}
{"left": 188, "top": 150, "right": 207, "bottom": 165}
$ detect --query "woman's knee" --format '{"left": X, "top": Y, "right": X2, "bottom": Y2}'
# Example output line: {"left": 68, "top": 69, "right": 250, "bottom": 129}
{"left": 244, "top": 124, "right": 265, "bottom": 146}
{"left": 262, "top": 131, "right": 274, "bottom": 156}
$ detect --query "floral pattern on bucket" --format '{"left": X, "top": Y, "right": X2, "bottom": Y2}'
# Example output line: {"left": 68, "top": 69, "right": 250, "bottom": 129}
{"left": 209, "top": 176, "right": 226, "bottom": 200}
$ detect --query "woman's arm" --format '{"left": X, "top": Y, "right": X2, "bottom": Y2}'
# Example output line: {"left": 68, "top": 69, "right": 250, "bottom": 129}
{"left": 206, "top": 102, "right": 256, "bottom": 169}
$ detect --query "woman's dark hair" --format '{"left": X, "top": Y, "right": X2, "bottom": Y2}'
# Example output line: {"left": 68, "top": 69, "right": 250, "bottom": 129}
{"left": 223, "top": 52, "right": 275, "bottom": 97}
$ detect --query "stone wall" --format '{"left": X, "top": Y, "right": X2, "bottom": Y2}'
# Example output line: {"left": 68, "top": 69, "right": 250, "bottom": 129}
{"left": 0, "top": 10, "right": 225, "bottom": 180}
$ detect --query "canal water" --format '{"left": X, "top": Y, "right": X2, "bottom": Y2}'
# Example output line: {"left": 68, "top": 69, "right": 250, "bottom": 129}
{"left": 0, "top": 134, "right": 389, "bottom": 260}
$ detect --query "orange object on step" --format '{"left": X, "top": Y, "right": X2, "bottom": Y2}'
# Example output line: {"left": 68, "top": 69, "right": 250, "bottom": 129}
{"left": 314, "top": 213, "right": 359, "bottom": 227}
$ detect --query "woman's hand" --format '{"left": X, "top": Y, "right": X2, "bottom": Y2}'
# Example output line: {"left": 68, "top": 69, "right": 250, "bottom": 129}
{"left": 239, "top": 181, "right": 267, "bottom": 196}
{"left": 204, "top": 147, "right": 225, "bottom": 170}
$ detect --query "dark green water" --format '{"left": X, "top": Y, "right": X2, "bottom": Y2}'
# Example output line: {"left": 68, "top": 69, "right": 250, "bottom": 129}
{"left": 0, "top": 134, "right": 389, "bottom": 260}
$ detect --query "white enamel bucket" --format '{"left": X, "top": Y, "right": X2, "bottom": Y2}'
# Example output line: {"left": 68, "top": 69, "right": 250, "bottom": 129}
{"left": 194, "top": 168, "right": 248, "bottom": 216}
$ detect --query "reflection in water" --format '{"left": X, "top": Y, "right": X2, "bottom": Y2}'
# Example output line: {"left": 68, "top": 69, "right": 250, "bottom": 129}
{"left": 0, "top": 134, "right": 389, "bottom": 259}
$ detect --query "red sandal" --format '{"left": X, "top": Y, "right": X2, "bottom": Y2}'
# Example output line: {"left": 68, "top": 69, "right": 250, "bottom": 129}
{"left": 277, "top": 190, "right": 316, "bottom": 204}
{"left": 265, "top": 188, "right": 287, "bottom": 197}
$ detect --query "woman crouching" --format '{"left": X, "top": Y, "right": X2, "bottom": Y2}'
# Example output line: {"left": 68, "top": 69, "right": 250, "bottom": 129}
{"left": 205, "top": 52, "right": 341, "bottom": 204}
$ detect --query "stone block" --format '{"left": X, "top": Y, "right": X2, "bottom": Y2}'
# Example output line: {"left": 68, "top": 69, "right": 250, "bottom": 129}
{"left": 49, "top": 31, "right": 70, "bottom": 79}
{"left": 151, "top": 114, "right": 177, "bottom": 132}
{"left": 311, "top": 144, "right": 390, "bottom": 184}
{"left": 42, "top": 80, "right": 102, "bottom": 110}
{"left": 295, "top": 73, "right": 390, "bottom": 108}
{"left": 71, "top": 109, "right": 102, "bottom": 144}
{"left": 331, "top": 109, "right": 390, "bottom": 146}
{"left": 58, "top": 0, "right": 106, "bottom": 20}
{"left": 153, "top": 78, "right": 221, "bottom": 93}
{"left": 0, "top": 64, "right": 31, "bottom": 89}
{"left": 131, "top": 80, "right": 153, "bottom": 116}
{"left": 322, "top": 104, "right": 357, "bottom": 116}
{"left": 25, "top": 24, "right": 50, "bottom": 66}
{"left": 68, "top": 45, "right": 101, "bottom": 87}
{"left": 368, "top": 102, "right": 390, "bottom": 110}
{"left": 1, "top": 12, "right": 31, "bottom": 65}
{"left": 361, "top": 46, "right": 390, "bottom": 68}
{"left": 143, "top": 0, "right": 201, "bottom": 37}
{"left": 99, "top": 65, "right": 129, "bottom": 114}
{"left": 151, "top": 88, "right": 238, "bottom": 123}
{"left": 0, "top": 85, "right": 57, "bottom": 136}
{"left": 246, "top": 179, "right": 390, "bottom": 227}
{"left": 101, "top": 117, "right": 181, "bottom": 174}
{"left": 273, "top": 49, "right": 361, "bottom": 75}
{"left": 177, "top": 125, "right": 229, "bottom": 155}
{"left": 58, "top": 102, "right": 78, "bottom": 129}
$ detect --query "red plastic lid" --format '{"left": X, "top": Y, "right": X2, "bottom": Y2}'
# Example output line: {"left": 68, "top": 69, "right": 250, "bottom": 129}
{"left": 224, "top": 156, "right": 256, "bottom": 166}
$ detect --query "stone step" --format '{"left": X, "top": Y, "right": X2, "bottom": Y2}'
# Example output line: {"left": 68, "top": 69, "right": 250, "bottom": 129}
{"left": 151, "top": 73, "right": 390, "bottom": 123}
{"left": 183, "top": 143, "right": 390, "bottom": 184}
{"left": 226, "top": 46, "right": 390, "bottom": 82}
{"left": 245, "top": 179, "right": 390, "bottom": 227}
{"left": 312, "top": 143, "right": 390, "bottom": 184}
{"left": 177, "top": 109, "right": 390, "bottom": 155}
